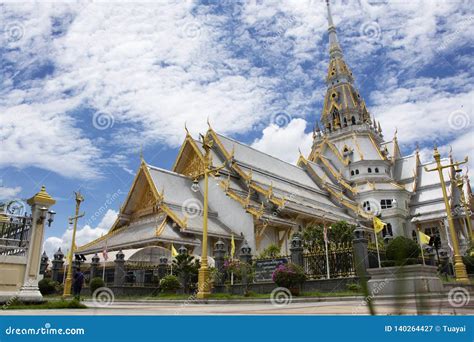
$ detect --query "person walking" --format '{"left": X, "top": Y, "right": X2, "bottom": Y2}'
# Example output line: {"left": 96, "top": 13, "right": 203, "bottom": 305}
{"left": 72, "top": 267, "right": 85, "bottom": 300}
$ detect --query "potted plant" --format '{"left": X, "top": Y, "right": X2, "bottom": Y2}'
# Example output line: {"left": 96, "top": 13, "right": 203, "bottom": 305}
{"left": 272, "top": 263, "right": 306, "bottom": 295}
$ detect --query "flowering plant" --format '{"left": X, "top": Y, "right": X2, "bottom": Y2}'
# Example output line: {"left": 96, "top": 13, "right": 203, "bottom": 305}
{"left": 272, "top": 263, "right": 306, "bottom": 289}
{"left": 223, "top": 259, "right": 241, "bottom": 273}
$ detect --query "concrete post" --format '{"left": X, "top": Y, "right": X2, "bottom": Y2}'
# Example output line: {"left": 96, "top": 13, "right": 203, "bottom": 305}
{"left": 18, "top": 186, "right": 56, "bottom": 302}
{"left": 213, "top": 240, "right": 226, "bottom": 286}
{"left": 177, "top": 246, "right": 188, "bottom": 293}
{"left": 239, "top": 241, "right": 252, "bottom": 291}
{"left": 353, "top": 226, "right": 369, "bottom": 278}
{"left": 289, "top": 232, "right": 304, "bottom": 267}
{"left": 90, "top": 253, "right": 100, "bottom": 281}
{"left": 51, "top": 248, "right": 64, "bottom": 283}
{"left": 39, "top": 251, "right": 49, "bottom": 275}
{"left": 113, "top": 250, "right": 126, "bottom": 286}
{"left": 158, "top": 256, "right": 168, "bottom": 280}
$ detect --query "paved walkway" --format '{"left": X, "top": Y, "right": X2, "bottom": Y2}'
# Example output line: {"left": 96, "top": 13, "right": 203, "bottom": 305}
{"left": 2, "top": 297, "right": 473, "bottom": 315}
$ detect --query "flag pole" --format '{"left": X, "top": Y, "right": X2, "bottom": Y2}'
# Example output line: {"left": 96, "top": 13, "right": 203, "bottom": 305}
{"left": 323, "top": 220, "right": 330, "bottom": 279}
{"left": 374, "top": 230, "right": 382, "bottom": 268}
{"left": 417, "top": 226, "right": 426, "bottom": 266}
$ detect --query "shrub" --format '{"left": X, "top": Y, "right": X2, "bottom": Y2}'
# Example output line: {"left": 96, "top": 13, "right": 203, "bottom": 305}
{"left": 172, "top": 254, "right": 200, "bottom": 293}
{"left": 223, "top": 259, "right": 255, "bottom": 284}
{"left": 463, "top": 255, "right": 474, "bottom": 274}
{"left": 386, "top": 236, "right": 420, "bottom": 266}
{"left": 381, "top": 260, "right": 396, "bottom": 267}
{"left": 159, "top": 275, "right": 181, "bottom": 293}
{"left": 346, "top": 283, "right": 362, "bottom": 292}
{"left": 272, "top": 263, "right": 306, "bottom": 289}
{"left": 38, "top": 278, "right": 57, "bottom": 295}
{"left": 258, "top": 244, "right": 281, "bottom": 259}
{"left": 89, "top": 277, "right": 105, "bottom": 294}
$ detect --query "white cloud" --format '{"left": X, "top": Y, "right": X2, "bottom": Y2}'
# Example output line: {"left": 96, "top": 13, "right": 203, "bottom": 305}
{"left": 43, "top": 209, "right": 117, "bottom": 258}
{"left": 1, "top": 0, "right": 472, "bottom": 180}
{"left": 0, "top": 185, "right": 22, "bottom": 200}
{"left": 251, "top": 118, "right": 312, "bottom": 164}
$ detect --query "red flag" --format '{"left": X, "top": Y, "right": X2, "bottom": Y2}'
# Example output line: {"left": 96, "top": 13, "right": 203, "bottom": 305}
{"left": 102, "top": 240, "right": 108, "bottom": 261}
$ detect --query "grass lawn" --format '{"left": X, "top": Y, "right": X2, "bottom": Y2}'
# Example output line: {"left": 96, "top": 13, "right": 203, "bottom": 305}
{"left": 4, "top": 299, "right": 87, "bottom": 310}
{"left": 40, "top": 290, "right": 362, "bottom": 302}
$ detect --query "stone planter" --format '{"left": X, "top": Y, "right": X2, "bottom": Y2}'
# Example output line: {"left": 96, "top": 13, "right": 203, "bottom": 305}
{"left": 367, "top": 264, "right": 444, "bottom": 297}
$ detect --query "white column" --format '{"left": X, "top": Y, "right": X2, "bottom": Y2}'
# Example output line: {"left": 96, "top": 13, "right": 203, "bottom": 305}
{"left": 18, "top": 186, "right": 56, "bottom": 302}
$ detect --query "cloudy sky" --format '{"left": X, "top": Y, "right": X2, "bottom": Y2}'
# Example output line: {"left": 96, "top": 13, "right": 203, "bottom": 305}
{"left": 0, "top": 0, "right": 472, "bottom": 258}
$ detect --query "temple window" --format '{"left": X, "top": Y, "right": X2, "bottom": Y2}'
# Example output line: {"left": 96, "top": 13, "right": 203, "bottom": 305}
{"left": 362, "top": 201, "right": 371, "bottom": 212}
{"left": 351, "top": 170, "right": 355, "bottom": 176}
{"left": 368, "top": 168, "right": 372, "bottom": 173}
{"left": 412, "top": 230, "right": 418, "bottom": 242}
{"left": 355, "top": 169, "right": 359, "bottom": 175}
{"left": 351, "top": 116, "right": 356, "bottom": 125}
{"left": 380, "top": 199, "right": 393, "bottom": 209}
{"left": 425, "top": 227, "right": 439, "bottom": 236}
{"left": 382, "top": 223, "right": 393, "bottom": 237}
{"left": 374, "top": 167, "right": 379, "bottom": 173}
{"left": 343, "top": 117, "right": 347, "bottom": 127}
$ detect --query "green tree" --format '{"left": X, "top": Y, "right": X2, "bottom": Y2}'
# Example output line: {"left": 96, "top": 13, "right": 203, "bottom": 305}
{"left": 258, "top": 244, "right": 281, "bottom": 259}
{"left": 172, "top": 254, "right": 200, "bottom": 293}
{"left": 302, "top": 220, "right": 355, "bottom": 253}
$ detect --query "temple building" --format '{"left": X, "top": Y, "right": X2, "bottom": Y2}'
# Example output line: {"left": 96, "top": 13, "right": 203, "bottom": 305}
{"left": 78, "top": 1, "right": 472, "bottom": 265}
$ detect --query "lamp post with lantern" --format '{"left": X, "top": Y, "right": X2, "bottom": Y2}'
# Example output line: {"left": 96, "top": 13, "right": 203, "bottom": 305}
{"left": 425, "top": 147, "right": 469, "bottom": 283}
{"left": 191, "top": 133, "right": 231, "bottom": 299}
{"left": 63, "top": 191, "right": 85, "bottom": 298}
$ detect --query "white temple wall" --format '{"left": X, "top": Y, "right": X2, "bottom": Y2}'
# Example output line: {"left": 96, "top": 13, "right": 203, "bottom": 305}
{"left": 205, "top": 178, "right": 256, "bottom": 252}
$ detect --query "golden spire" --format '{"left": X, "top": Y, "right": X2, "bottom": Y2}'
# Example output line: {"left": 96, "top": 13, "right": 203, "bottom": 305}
{"left": 326, "top": 0, "right": 343, "bottom": 59}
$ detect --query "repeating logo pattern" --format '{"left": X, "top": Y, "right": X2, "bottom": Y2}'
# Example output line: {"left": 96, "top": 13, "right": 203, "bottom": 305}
{"left": 92, "top": 287, "right": 115, "bottom": 307}
{"left": 270, "top": 287, "right": 292, "bottom": 307}
{"left": 448, "top": 287, "right": 470, "bottom": 308}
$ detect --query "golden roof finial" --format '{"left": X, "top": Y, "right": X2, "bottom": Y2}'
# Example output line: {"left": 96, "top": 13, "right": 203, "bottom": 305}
{"left": 394, "top": 127, "right": 398, "bottom": 140}
{"left": 207, "top": 116, "right": 212, "bottom": 129}
{"left": 184, "top": 121, "right": 190, "bottom": 136}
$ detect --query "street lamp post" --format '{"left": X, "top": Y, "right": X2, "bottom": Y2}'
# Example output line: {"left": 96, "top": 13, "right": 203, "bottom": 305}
{"left": 425, "top": 147, "right": 469, "bottom": 283}
{"left": 193, "top": 133, "right": 228, "bottom": 299}
{"left": 455, "top": 171, "right": 473, "bottom": 242}
{"left": 63, "top": 191, "right": 85, "bottom": 298}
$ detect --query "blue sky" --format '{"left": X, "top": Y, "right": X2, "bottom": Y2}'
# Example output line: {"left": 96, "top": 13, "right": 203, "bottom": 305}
{"left": 1, "top": 0, "right": 472, "bottom": 257}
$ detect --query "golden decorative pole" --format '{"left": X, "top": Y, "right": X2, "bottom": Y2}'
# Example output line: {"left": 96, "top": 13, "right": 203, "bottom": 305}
{"left": 194, "top": 133, "right": 227, "bottom": 299}
{"left": 63, "top": 191, "right": 85, "bottom": 298}
{"left": 425, "top": 148, "right": 469, "bottom": 283}
{"left": 455, "top": 172, "right": 473, "bottom": 242}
